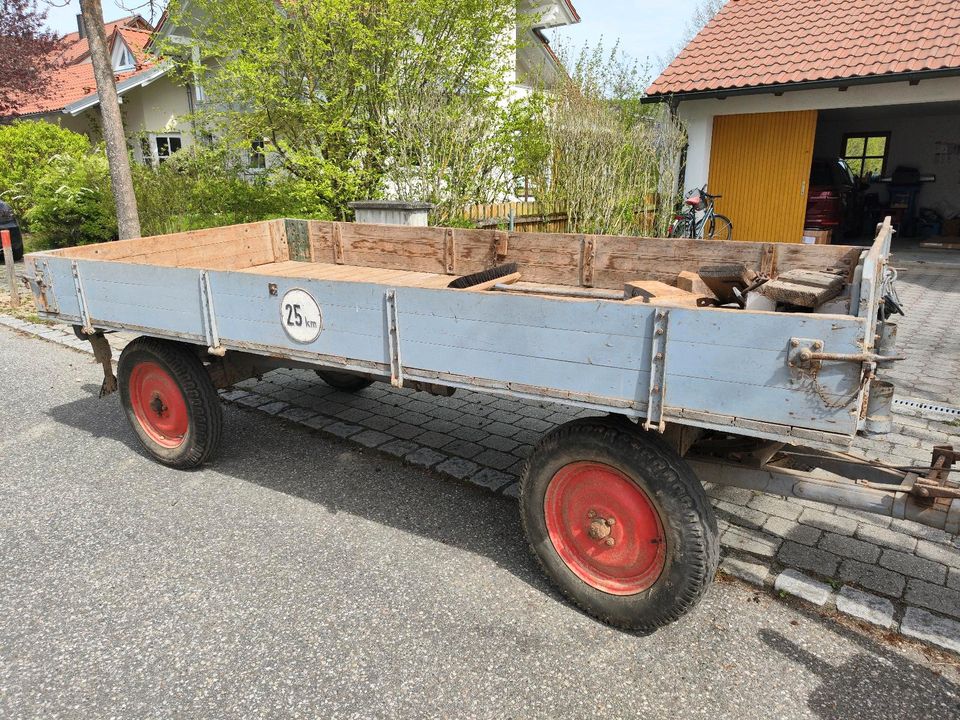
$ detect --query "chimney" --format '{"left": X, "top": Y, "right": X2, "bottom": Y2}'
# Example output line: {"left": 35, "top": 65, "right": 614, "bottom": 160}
{"left": 77, "top": 13, "right": 86, "bottom": 39}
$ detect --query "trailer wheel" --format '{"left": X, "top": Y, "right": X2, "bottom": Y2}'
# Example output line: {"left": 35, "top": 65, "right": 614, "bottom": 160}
{"left": 118, "top": 337, "right": 223, "bottom": 469}
{"left": 315, "top": 370, "right": 373, "bottom": 392}
{"left": 520, "top": 417, "right": 719, "bottom": 631}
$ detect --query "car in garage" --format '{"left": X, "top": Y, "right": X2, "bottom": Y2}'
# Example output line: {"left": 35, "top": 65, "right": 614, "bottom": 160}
{"left": 0, "top": 200, "right": 24, "bottom": 262}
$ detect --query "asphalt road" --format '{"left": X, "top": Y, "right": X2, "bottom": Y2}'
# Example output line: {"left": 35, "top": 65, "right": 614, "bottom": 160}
{"left": 1, "top": 326, "right": 958, "bottom": 719}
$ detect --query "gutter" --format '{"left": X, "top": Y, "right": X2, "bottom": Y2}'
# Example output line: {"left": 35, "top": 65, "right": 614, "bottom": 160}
{"left": 642, "top": 67, "right": 960, "bottom": 104}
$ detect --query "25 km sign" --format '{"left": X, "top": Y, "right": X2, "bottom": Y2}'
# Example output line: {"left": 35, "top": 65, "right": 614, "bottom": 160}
{"left": 279, "top": 288, "right": 323, "bottom": 344}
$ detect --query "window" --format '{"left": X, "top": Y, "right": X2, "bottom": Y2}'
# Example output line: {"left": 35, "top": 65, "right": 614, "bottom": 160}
{"left": 249, "top": 139, "right": 266, "bottom": 170}
{"left": 842, "top": 133, "right": 890, "bottom": 180}
{"left": 155, "top": 135, "right": 182, "bottom": 164}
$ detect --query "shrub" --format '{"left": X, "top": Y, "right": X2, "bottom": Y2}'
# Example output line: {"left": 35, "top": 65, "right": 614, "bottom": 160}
{"left": 133, "top": 144, "right": 333, "bottom": 236}
{"left": 25, "top": 150, "right": 117, "bottom": 249}
{"left": 0, "top": 120, "right": 92, "bottom": 220}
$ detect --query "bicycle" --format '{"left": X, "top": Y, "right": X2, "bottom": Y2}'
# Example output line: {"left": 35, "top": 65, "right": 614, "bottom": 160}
{"left": 668, "top": 185, "right": 733, "bottom": 240}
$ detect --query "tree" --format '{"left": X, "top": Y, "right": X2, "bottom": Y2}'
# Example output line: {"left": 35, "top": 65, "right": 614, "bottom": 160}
{"left": 0, "top": 0, "right": 61, "bottom": 115}
{"left": 657, "top": 0, "right": 727, "bottom": 71}
{"left": 517, "top": 43, "right": 687, "bottom": 237}
{"left": 165, "top": 0, "right": 521, "bottom": 220}
{"left": 78, "top": 0, "right": 141, "bottom": 239}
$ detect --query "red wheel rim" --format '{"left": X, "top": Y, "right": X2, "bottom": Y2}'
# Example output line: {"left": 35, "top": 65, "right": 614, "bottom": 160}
{"left": 544, "top": 462, "right": 666, "bottom": 595}
{"left": 128, "top": 361, "right": 189, "bottom": 449}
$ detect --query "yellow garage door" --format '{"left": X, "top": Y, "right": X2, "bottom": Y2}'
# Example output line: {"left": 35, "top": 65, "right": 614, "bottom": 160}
{"left": 708, "top": 110, "right": 818, "bottom": 243}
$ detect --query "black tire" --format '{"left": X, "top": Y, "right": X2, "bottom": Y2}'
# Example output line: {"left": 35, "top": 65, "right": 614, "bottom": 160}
{"left": 315, "top": 369, "right": 373, "bottom": 392}
{"left": 118, "top": 337, "right": 223, "bottom": 469}
{"left": 520, "top": 417, "right": 719, "bottom": 631}
{"left": 669, "top": 217, "right": 693, "bottom": 239}
{"left": 707, "top": 214, "right": 733, "bottom": 241}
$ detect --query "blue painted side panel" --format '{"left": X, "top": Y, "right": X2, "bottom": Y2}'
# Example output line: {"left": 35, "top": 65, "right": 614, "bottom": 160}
{"left": 35, "top": 256, "right": 872, "bottom": 439}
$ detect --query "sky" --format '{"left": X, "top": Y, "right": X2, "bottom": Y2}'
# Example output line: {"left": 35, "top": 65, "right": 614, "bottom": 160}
{"left": 43, "top": 0, "right": 700, "bottom": 69}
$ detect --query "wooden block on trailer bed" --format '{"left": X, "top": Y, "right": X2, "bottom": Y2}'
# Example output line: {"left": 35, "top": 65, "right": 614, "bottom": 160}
{"left": 676, "top": 270, "right": 715, "bottom": 299}
{"left": 759, "top": 269, "right": 845, "bottom": 309}
{"left": 624, "top": 280, "right": 704, "bottom": 307}
{"left": 697, "top": 263, "right": 757, "bottom": 304}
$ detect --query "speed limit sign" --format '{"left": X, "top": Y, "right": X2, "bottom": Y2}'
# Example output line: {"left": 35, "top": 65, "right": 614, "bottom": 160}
{"left": 279, "top": 288, "right": 323, "bottom": 344}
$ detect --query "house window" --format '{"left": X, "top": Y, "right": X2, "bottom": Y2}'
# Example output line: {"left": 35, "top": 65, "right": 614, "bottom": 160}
{"left": 249, "top": 139, "right": 266, "bottom": 170}
{"left": 155, "top": 135, "right": 182, "bottom": 164}
{"left": 842, "top": 133, "right": 890, "bottom": 180}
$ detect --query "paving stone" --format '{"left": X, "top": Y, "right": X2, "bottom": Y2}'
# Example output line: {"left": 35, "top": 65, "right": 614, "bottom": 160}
{"left": 900, "top": 607, "right": 960, "bottom": 654}
{"left": 834, "top": 507, "right": 892, "bottom": 528}
{"left": 854, "top": 524, "right": 918, "bottom": 554}
{"left": 818, "top": 532, "right": 881, "bottom": 564}
{"left": 484, "top": 421, "right": 521, "bottom": 438}
{"left": 236, "top": 394, "right": 275, "bottom": 409}
{"left": 278, "top": 406, "right": 319, "bottom": 423}
{"left": 450, "top": 426, "right": 488, "bottom": 443}
{"left": 798, "top": 508, "right": 857, "bottom": 537}
{"left": 324, "top": 421, "right": 363, "bottom": 439}
{"left": 835, "top": 586, "right": 896, "bottom": 629}
{"left": 472, "top": 449, "right": 517, "bottom": 471}
{"left": 762, "top": 516, "right": 821, "bottom": 546}
{"left": 378, "top": 439, "right": 420, "bottom": 458}
{"left": 443, "top": 440, "right": 485, "bottom": 460}
{"left": 746, "top": 495, "right": 802, "bottom": 521}
{"left": 879, "top": 549, "right": 947, "bottom": 584}
{"left": 302, "top": 415, "right": 334, "bottom": 430}
{"left": 515, "top": 416, "right": 554, "bottom": 433}
{"left": 949, "top": 568, "right": 960, "bottom": 592}
{"left": 713, "top": 500, "right": 767, "bottom": 531}
{"left": 412, "top": 431, "right": 453, "bottom": 450}
{"left": 404, "top": 447, "right": 447, "bottom": 469}
{"left": 468, "top": 468, "right": 514, "bottom": 492}
{"left": 890, "top": 519, "right": 955, "bottom": 545}
{"left": 721, "top": 526, "right": 781, "bottom": 559}
{"left": 774, "top": 569, "right": 832, "bottom": 606}
{"left": 220, "top": 389, "right": 252, "bottom": 402}
{"left": 386, "top": 423, "right": 424, "bottom": 441}
{"left": 778, "top": 541, "right": 839, "bottom": 577}
{"left": 904, "top": 579, "right": 960, "bottom": 619}
{"left": 358, "top": 414, "right": 398, "bottom": 432}
{"left": 436, "top": 456, "right": 480, "bottom": 481}
{"left": 719, "top": 557, "right": 770, "bottom": 586}
{"left": 257, "top": 401, "right": 289, "bottom": 416}
{"left": 706, "top": 485, "right": 754, "bottom": 505}
{"left": 915, "top": 539, "right": 960, "bottom": 569}
{"left": 351, "top": 429, "right": 393, "bottom": 449}
{"left": 501, "top": 482, "right": 520, "bottom": 499}
{"left": 480, "top": 434, "right": 520, "bottom": 452}
{"left": 839, "top": 559, "right": 906, "bottom": 598}
{"left": 423, "top": 418, "right": 459, "bottom": 434}
{"left": 334, "top": 407, "right": 372, "bottom": 423}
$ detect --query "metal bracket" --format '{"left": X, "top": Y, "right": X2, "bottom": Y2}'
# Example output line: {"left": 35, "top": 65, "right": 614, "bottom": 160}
{"left": 789, "top": 336, "right": 903, "bottom": 371}
{"left": 644, "top": 309, "right": 669, "bottom": 433}
{"left": 199, "top": 271, "right": 225, "bottom": 356}
{"left": 385, "top": 290, "right": 403, "bottom": 388}
{"left": 71, "top": 261, "right": 93, "bottom": 334}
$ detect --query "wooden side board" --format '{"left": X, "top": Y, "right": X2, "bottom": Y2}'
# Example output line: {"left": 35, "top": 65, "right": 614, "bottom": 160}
{"left": 48, "top": 218, "right": 864, "bottom": 290}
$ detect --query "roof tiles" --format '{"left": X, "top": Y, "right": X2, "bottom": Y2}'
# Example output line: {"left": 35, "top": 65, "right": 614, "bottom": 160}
{"left": 647, "top": 0, "right": 960, "bottom": 96}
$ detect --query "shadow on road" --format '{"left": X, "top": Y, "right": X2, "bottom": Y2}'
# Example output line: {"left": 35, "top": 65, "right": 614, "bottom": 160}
{"left": 760, "top": 627, "right": 959, "bottom": 720}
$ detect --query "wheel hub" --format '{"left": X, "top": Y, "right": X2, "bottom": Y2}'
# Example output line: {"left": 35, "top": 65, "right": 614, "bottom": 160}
{"left": 128, "top": 361, "right": 188, "bottom": 449}
{"left": 544, "top": 462, "right": 667, "bottom": 595}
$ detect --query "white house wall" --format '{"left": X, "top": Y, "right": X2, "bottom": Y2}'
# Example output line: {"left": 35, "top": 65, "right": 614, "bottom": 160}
{"left": 678, "top": 76, "right": 960, "bottom": 194}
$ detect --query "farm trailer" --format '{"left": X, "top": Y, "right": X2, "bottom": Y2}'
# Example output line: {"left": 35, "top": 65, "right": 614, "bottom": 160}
{"left": 23, "top": 217, "right": 958, "bottom": 631}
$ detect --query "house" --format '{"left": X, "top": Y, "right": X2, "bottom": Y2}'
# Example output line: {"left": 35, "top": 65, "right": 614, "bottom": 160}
{"left": 646, "top": 0, "right": 960, "bottom": 244}
{"left": 6, "top": 15, "right": 196, "bottom": 166}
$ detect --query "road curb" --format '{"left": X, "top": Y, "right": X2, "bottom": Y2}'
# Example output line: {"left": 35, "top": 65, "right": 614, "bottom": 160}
{"left": 3, "top": 312, "right": 958, "bottom": 656}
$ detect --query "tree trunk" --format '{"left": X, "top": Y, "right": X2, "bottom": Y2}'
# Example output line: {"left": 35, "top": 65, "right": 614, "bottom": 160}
{"left": 79, "top": 0, "right": 141, "bottom": 240}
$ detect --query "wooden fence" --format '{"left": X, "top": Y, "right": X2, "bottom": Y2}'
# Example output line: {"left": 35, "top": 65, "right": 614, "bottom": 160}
{"left": 461, "top": 202, "right": 569, "bottom": 234}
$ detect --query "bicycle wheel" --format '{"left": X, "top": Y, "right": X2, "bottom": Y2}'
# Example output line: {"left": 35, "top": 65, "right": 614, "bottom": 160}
{"left": 669, "top": 217, "right": 692, "bottom": 238}
{"left": 707, "top": 214, "right": 733, "bottom": 241}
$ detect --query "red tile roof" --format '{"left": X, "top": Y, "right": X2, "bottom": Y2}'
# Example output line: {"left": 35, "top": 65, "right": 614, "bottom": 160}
{"left": 647, "top": 0, "right": 960, "bottom": 97}
{"left": 10, "top": 16, "right": 156, "bottom": 117}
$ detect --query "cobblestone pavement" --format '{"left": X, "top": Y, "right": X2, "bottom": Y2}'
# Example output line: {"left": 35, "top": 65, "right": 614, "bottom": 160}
{"left": 2, "top": 263, "right": 959, "bottom": 653}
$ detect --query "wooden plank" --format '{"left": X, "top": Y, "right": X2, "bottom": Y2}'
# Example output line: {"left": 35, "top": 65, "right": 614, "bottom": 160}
{"left": 579, "top": 235, "right": 595, "bottom": 287}
{"left": 760, "top": 269, "right": 845, "bottom": 308}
